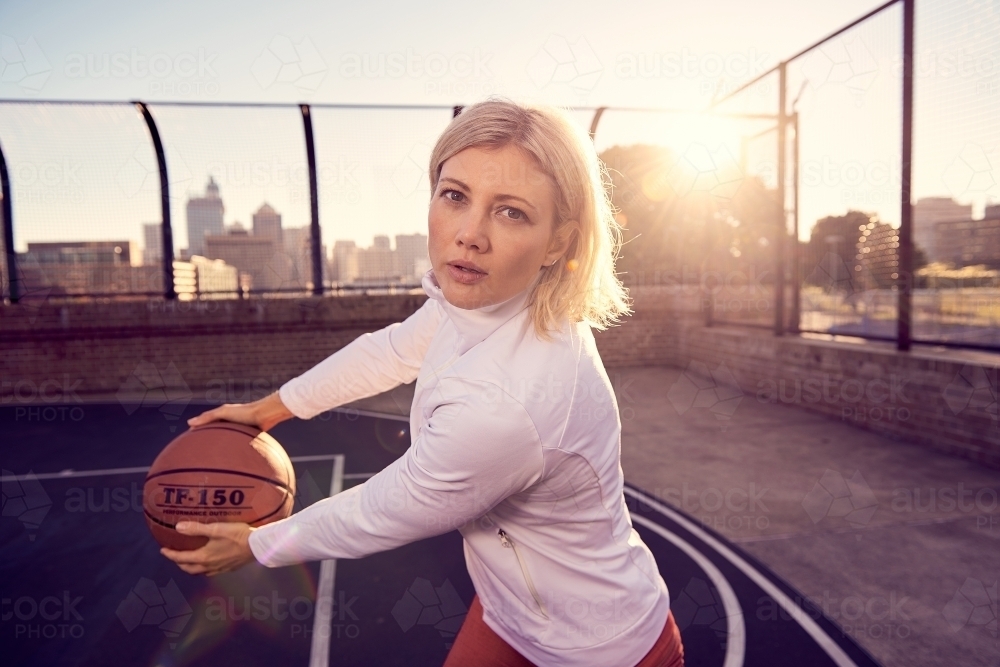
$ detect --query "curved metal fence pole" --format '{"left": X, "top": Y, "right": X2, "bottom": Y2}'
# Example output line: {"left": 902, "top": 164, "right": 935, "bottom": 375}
{"left": 774, "top": 62, "right": 787, "bottom": 336}
{"left": 897, "top": 0, "right": 914, "bottom": 351}
{"left": 133, "top": 101, "right": 176, "bottom": 300}
{"left": 0, "top": 137, "right": 18, "bottom": 303}
{"left": 790, "top": 112, "right": 801, "bottom": 334}
{"left": 300, "top": 104, "right": 323, "bottom": 296}
{"left": 589, "top": 107, "right": 607, "bottom": 140}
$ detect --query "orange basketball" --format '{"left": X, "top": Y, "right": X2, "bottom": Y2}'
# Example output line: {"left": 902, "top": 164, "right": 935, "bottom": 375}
{"left": 143, "top": 421, "right": 296, "bottom": 551}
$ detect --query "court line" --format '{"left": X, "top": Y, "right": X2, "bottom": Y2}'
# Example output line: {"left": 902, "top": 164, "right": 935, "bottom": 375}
{"left": 631, "top": 513, "right": 746, "bottom": 667}
{"left": 309, "top": 454, "right": 345, "bottom": 667}
{"left": 624, "top": 487, "right": 858, "bottom": 667}
{"left": 0, "top": 455, "right": 364, "bottom": 482}
{"left": 332, "top": 406, "right": 409, "bottom": 423}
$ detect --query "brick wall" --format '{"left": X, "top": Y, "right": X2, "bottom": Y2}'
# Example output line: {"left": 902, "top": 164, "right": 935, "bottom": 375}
{"left": 2, "top": 288, "right": 997, "bottom": 467}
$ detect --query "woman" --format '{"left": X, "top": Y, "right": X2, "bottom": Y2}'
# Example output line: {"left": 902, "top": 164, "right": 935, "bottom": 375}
{"left": 162, "top": 98, "right": 685, "bottom": 667}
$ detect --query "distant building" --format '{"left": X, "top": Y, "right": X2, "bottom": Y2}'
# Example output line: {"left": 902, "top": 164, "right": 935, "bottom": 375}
{"left": 143, "top": 222, "right": 162, "bottom": 266}
{"left": 355, "top": 235, "right": 399, "bottom": 283}
{"left": 20, "top": 240, "right": 158, "bottom": 294}
{"left": 204, "top": 222, "right": 280, "bottom": 291}
{"left": 331, "top": 240, "right": 358, "bottom": 283}
{"left": 186, "top": 177, "right": 225, "bottom": 257}
{"left": 935, "top": 216, "right": 1000, "bottom": 268}
{"left": 914, "top": 197, "right": 972, "bottom": 261}
{"left": 173, "top": 256, "right": 240, "bottom": 297}
{"left": 282, "top": 226, "right": 318, "bottom": 289}
{"left": 26, "top": 240, "right": 139, "bottom": 266}
{"left": 253, "top": 203, "right": 283, "bottom": 246}
{"left": 395, "top": 233, "right": 429, "bottom": 279}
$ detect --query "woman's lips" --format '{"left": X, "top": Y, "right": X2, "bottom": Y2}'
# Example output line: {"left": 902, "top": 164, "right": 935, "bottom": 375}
{"left": 446, "top": 263, "right": 488, "bottom": 285}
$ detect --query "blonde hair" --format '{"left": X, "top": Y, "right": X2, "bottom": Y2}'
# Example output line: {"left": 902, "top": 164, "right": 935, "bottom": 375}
{"left": 428, "top": 97, "right": 631, "bottom": 338}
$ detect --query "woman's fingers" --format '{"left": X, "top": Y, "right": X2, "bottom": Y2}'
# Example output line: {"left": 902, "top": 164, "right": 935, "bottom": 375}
{"left": 186, "top": 404, "right": 261, "bottom": 429}
{"left": 160, "top": 521, "right": 255, "bottom": 576}
{"left": 186, "top": 408, "right": 219, "bottom": 426}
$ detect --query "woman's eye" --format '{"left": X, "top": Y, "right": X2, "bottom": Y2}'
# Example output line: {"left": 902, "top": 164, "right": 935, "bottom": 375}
{"left": 501, "top": 207, "right": 525, "bottom": 221}
{"left": 442, "top": 189, "right": 464, "bottom": 202}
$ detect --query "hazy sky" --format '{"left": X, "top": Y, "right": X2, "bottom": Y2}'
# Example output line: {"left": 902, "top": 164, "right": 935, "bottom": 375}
{"left": 0, "top": 0, "right": 996, "bottom": 253}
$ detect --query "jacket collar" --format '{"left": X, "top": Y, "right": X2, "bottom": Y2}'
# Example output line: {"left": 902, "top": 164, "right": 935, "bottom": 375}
{"left": 421, "top": 268, "right": 540, "bottom": 355}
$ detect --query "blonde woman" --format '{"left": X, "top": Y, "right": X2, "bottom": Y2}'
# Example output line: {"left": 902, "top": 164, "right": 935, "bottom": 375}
{"left": 163, "top": 98, "right": 685, "bottom": 667}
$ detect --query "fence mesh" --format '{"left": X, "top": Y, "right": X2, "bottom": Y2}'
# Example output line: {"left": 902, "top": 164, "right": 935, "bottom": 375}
{"left": 911, "top": 0, "right": 1000, "bottom": 346}
{"left": 310, "top": 107, "right": 453, "bottom": 291}
{"left": 0, "top": 102, "right": 161, "bottom": 299}
{"left": 147, "top": 104, "right": 311, "bottom": 297}
{"left": 789, "top": 2, "right": 904, "bottom": 340}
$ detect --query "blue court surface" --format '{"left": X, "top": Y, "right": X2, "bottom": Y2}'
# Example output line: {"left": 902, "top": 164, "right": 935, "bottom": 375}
{"left": 1, "top": 402, "right": 882, "bottom": 666}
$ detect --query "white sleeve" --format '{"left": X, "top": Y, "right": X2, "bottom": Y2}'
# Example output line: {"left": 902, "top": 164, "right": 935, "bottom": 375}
{"left": 248, "top": 377, "right": 544, "bottom": 566}
{"left": 277, "top": 297, "right": 444, "bottom": 420}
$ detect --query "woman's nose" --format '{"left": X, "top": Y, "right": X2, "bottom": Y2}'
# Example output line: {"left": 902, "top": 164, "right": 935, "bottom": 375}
{"left": 455, "top": 210, "right": 490, "bottom": 251}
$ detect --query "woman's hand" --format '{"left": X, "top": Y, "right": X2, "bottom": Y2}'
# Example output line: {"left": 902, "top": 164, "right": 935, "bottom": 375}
{"left": 187, "top": 391, "right": 294, "bottom": 432}
{"left": 160, "top": 521, "right": 256, "bottom": 576}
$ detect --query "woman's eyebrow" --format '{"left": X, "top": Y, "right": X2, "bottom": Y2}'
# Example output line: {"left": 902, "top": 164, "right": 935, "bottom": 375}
{"left": 438, "top": 176, "right": 469, "bottom": 190}
{"left": 495, "top": 193, "right": 537, "bottom": 213}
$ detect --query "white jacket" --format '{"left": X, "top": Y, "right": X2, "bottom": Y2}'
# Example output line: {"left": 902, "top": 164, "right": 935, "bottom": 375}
{"left": 249, "top": 269, "right": 671, "bottom": 667}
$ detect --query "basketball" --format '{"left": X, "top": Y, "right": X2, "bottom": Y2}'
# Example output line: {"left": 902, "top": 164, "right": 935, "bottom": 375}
{"left": 143, "top": 421, "right": 296, "bottom": 551}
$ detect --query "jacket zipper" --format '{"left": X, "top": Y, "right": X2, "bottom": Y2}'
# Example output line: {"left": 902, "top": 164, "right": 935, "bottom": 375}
{"left": 497, "top": 528, "right": 549, "bottom": 619}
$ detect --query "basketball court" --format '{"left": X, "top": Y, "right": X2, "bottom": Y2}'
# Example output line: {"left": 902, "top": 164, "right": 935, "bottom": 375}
{"left": 0, "top": 401, "right": 881, "bottom": 666}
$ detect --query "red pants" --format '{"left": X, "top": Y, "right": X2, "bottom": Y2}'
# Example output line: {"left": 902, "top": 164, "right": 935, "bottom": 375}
{"left": 443, "top": 594, "right": 684, "bottom": 667}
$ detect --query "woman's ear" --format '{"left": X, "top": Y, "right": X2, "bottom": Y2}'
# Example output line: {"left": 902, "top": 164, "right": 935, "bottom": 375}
{"left": 543, "top": 220, "right": 579, "bottom": 267}
{"left": 546, "top": 222, "right": 578, "bottom": 266}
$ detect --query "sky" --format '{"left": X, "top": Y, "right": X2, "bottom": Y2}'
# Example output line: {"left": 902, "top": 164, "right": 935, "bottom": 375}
{"left": 0, "top": 0, "right": 997, "bottom": 255}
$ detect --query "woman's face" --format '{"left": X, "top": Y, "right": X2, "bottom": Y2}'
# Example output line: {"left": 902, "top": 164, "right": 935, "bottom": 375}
{"left": 428, "top": 144, "right": 572, "bottom": 310}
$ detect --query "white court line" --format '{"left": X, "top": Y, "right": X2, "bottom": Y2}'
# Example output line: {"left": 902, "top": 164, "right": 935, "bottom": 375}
{"left": 0, "top": 454, "right": 354, "bottom": 482}
{"left": 333, "top": 406, "right": 409, "bottom": 423}
{"left": 309, "top": 454, "right": 345, "bottom": 667}
{"left": 625, "top": 487, "right": 858, "bottom": 667}
{"left": 631, "top": 513, "right": 746, "bottom": 667}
